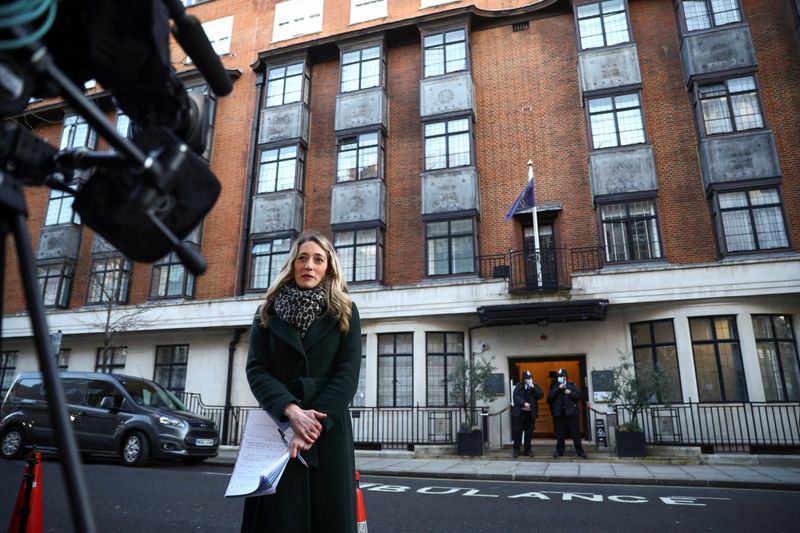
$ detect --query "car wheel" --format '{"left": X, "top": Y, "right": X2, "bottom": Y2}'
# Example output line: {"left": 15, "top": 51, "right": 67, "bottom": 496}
{"left": 121, "top": 431, "right": 149, "bottom": 467}
{"left": 1, "top": 426, "right": 26, "bottom": 460}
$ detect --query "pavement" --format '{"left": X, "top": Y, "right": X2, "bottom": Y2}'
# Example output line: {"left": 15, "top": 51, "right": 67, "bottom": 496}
{"left": 207, "top": 445, "right": 800, "bottom": 491}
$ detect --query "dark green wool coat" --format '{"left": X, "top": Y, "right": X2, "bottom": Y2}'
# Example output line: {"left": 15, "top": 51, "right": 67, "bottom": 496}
{"left": 241, "top": 302, "right": 361, "bottom": 533}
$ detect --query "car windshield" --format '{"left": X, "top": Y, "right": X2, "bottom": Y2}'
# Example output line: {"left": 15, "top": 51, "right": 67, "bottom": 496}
{"left": 120, "top": 379, "right": 187, "bottom": 411}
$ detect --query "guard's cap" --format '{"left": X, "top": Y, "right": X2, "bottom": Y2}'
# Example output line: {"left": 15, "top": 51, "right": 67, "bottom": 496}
{"left": 522, "top": 370, "right": 532, "bottom": 379}
{"left": 557, "top": 368, "right": 568, "bottom": 377}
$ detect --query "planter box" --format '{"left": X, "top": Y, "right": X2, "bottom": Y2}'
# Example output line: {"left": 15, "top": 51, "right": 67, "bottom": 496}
{"left": 616, "top": 430, "right": 646, "bottom": 457}
{"left": 456, "top": 430, "right": 483, "bottom": 456}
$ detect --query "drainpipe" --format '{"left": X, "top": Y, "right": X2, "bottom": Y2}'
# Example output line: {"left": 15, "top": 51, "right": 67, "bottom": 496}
{"left": 222, "top": 327, "right": 246, "bottom": 444}
{"left": 234, "top": 69, "right": 266, "bottom": 296}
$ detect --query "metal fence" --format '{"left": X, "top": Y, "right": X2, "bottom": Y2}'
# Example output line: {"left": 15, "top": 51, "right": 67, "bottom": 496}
{"left": 176, "top": 392, "right": 481, "bottom": 448}
{"left": 176, "top": 392, "right": 259, "bottom": 446}
{"left": 615, "top": 401, "right": 800, "bottom": 452}
{"left": 349, "top": 407, "right": 484, "bottom": 449}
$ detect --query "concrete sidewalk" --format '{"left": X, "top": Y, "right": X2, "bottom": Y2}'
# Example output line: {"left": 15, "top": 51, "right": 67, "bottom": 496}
{"left": 207, "top": 446, "right": 800, "bottom": 491}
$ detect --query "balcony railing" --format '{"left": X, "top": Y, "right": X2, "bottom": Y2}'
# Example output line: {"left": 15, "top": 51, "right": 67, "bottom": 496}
{"left": 477, "top": 246, "right": 604, "bottom": 291}
{"left": 615, "top": 401, "right": 800, "bottom": 452}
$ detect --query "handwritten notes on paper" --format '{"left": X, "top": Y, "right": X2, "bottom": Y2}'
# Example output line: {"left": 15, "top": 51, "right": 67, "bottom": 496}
{"left": 224, "top": 410, "right": 293, "bottom": 497}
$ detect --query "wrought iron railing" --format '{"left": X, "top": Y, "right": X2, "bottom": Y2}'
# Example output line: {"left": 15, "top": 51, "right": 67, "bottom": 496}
{"left": 176, "top": 392, "right": 484, "bottom": 448}
{"left": 615, "top": 401, "right": 800, "bottom": 452}
{"left": 477, "top": 246, "right": 604, "bottom": 292}
{"left": 176, "top": 392, "right": 259, "bottom": 446}
{"left": 176, "top": 391, "right": 799, "bottom": 452}
{"left": 349, "top": 407, "right": 484, "bottom": 449}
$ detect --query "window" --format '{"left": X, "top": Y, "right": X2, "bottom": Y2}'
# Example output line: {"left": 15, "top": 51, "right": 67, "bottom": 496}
{"left": 424, "top": 117, "right": 471, "bottom": 171}
{"left": 250, "top": 237, "right": 292, "bottom": 291}
{"left": 59, "top": 114, "right": 96, "bottom": 151}
{"left": 576, "top": 0, "right": 630, "bottom": 50}
{"left": 256, "top": 145, "right": 304, "bottom": 193}
{"left": 600, "top": 199, "right": 662, "bottom": 263}
{"left": 423, "top": 29, "right": 467, "bottom": 78}
{"left": 115, "top": 111, "right": 133, "bottom": 139}
{"left": 336, "top": 132, "right": 383, "bottom": 182}
{"left": 426, "top": 332, "right": 463, "bottom": 407}
{"left": 340, "top": 46, "right": 382, "bottom": 93}
{"left": 334, "top": 228, "right": 384, "bottom": 283}
{"left": 151, "top": 251, "right": 195, "bottom": 299}
{"left": 154, "top": 345, "right": 189, "bottom": 394}
{"left": 37, "top": 262, "right": 73, "bottom": 308}
{"left": 95, "top": 347, "right": 127, "bottom": 374}
{"left": 350, "top": 0, "right": 387, "bottom": 25}
{"left": 690, "top": 316, "right": 747, "bottom": 401}
{"left": 587, "top": 93, "right": 645, "bottom": 149}
{"left": 272, "top": 0, "right": 323, "bottom": 43}
{"left": 426, "top": 218, "right": 475, "bottom": 276}
{"left": 352, "top": 335, "right": 367, "bottom": 407}
{"left": 201, "top": 16, "right": 233, "bottom": 56}
{"left": 1, "top": 351, "right": 17, "bottom": 396}
{"left": 753, "top": 315, "right": 800, "bottom": 401}
{"left": 87, "top": 256, "right": 132, "bottom": 304}
{"left": 86, "top": 380, "right": 122, "bottom": 408}
{"left": 266, "top": 62, "right": 308, "bottom": 107}
{"left": 630, "top": 320, "right": 682, "bottom": 402}
{"left": 713, "top": 188, "right": 789, "bottom": 254}
{"left": 186, "top": 84, "right": 217, "bottom": 161}
{"left": 150, "top": 225, "right": 199, "bottom": 299}
{"left": 50, "top": 114, "right": 96, "bottom": 212}
{"left": 377, "top": 333, "right": 413, "bottom": 407}
{"left": 681, "top": 0, "right": 742, "bottom": 32}
{"left": 44, "top": 188, "right": 79, "bottom": 225}
{"left": 697, "top": 76, "right": 764, "bottom": 135}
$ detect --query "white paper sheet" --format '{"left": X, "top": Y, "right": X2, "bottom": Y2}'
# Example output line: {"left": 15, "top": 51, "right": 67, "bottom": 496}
{"left": 224, "top": 410, "right": 294, "bottom": 497}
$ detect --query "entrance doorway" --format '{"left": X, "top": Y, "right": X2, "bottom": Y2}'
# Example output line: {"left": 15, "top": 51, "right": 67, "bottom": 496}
{"left": 510, "top": 357, "right": 586, "bottom": 438}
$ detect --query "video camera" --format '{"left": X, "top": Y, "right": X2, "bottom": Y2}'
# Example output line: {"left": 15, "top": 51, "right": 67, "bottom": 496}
{"left": 0, "top": 0, "right": 233, "bottom": 273}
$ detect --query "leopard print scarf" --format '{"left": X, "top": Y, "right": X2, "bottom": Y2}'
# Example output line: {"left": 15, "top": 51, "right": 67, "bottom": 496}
{"left": 273, "top": 282, "right": 327, "bottom": 337}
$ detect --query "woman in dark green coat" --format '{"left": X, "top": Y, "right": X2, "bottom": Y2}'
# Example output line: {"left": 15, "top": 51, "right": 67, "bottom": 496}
{"left": 241, "top": 231, "right": 361, "bottom": 533}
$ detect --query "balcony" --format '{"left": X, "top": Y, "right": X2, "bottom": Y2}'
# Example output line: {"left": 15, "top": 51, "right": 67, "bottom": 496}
{"left": 477, "top": 246, "right": 603, "bottom": 292}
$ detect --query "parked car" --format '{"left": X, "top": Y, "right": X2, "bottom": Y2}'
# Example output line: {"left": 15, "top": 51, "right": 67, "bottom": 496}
{"left": 0, "top": 372, "right": 219, "bottom": 466}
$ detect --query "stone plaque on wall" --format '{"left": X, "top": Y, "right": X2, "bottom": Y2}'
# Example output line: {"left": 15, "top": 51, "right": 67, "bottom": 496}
{"left": 331, "top": 180, "right": 386, "bottom": 225}
{"left": 589, "top": 145, "right": 658, "bottom": 197}
{"left": 250, "top": 191, "right": 304, "bottom": 236}
{"left": 578, "top": 43, "right": 641, "bottom": 95}
{"left": 680, "top": 26, "right": 756, "bottom": 84}
{"left": 421, "top": 167, "right": 479, "bottom": 215}
{"left": 420, "top": 71, "right": 475, "bottom": 118}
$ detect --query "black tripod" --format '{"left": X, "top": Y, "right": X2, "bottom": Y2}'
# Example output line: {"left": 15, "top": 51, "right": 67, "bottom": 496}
{"left": 0, "top": 177, "right": 97, "bottom": 533}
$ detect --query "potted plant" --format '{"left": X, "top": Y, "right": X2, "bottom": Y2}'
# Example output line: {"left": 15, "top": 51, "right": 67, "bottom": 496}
{"left": 447, "top": 355, "right": 497, "bottom": 456}
{"left": 609, "top": 355, "right": 671, "bottom": 457}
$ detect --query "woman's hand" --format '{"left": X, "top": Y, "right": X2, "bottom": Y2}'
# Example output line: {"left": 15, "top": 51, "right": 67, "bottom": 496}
{"left": 283, "top": 403, "right": 326, "bottom": 447}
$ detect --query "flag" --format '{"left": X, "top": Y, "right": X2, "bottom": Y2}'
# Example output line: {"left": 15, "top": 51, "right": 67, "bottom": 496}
{"left": 503, "top": 178, "right": 536, "bottom": 220}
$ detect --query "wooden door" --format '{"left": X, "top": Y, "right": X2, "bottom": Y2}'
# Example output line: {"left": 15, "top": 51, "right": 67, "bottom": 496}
{"left": 515, "top": 360, "right": 584, "bottom": 437}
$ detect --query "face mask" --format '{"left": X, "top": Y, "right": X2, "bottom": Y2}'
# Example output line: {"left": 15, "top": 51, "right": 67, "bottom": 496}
{"left": 525, "top": 379, "right": 533, "bottom": 386}
{"left": 557, "top": 376, "right": 565, "bottom": 384}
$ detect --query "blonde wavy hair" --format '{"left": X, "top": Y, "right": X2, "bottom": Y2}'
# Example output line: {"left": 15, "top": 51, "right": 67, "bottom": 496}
{"left": 259, "top": 231, "right": 353, "bottom": 332}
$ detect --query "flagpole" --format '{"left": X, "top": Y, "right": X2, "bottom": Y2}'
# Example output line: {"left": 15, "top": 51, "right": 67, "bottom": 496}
{"left": 528, "top": 160, "right": 541, "bottom": 283}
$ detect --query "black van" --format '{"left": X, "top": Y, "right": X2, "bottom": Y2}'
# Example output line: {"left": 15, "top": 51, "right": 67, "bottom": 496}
{"left": 0, "top": 372, "right": 219, "bottom": 466}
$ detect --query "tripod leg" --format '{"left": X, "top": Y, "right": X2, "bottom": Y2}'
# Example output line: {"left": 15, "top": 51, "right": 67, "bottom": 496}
{"left": 11, "top": 213, "right": 97, "bottom": 533}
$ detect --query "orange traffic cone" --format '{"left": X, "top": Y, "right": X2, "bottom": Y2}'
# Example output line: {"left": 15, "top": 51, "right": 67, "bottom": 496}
{"left": 355, "top": 471, "right": 368, "bottom": 533}
{"left": 7, "top": 451, "right": 43, "bottom": 533}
